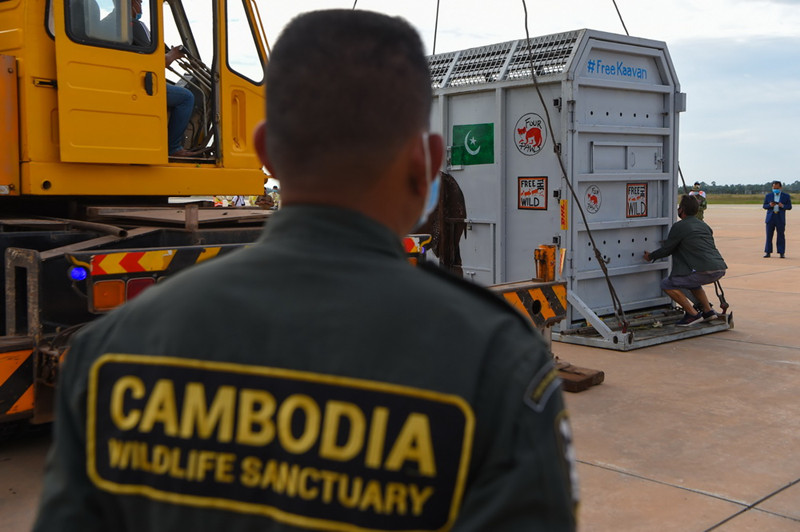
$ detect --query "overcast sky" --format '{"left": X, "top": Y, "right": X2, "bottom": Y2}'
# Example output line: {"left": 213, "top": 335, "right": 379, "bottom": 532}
{"left": 255, "top": 0, "right": 800, "bottom": 186}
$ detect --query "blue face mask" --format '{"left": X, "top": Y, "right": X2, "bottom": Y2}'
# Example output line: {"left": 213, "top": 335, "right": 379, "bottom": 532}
{"left": 415, "top": 132, "right": 440, "bottom": 229}
{"left": 135, "top": 13, "right": 142, "bottom": 21}
{"left": 773, "top": 189, "right": 781, "bottom": 195}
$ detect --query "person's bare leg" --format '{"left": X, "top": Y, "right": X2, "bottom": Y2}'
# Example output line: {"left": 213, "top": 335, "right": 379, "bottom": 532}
{"left": 664, "top": 288, "right": 698, "bottom": 314}
{"left": 689, "top": 287, "right": 712, "bottom": 313}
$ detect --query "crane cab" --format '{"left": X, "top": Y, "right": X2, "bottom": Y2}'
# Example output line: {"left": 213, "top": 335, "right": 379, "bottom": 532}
{"left": 0, "top": 0, "right": 268, "bottom": 198}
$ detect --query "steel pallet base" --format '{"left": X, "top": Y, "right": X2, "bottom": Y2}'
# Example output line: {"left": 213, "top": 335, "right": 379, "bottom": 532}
{"left": 553, "top": 307, "right": 733, "bottom": 351}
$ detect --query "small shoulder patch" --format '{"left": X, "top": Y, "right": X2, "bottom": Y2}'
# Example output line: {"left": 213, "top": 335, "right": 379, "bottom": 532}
{"left": 523, "top": 363, "right": 561, "bottom": 413}
{"left": 418, "top": 262, "right": 534, "bottom": 330}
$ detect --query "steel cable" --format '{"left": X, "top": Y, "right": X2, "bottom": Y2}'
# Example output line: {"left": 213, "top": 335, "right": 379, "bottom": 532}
{"left": 521, "top": 0, "right": 629, "bottom": 331}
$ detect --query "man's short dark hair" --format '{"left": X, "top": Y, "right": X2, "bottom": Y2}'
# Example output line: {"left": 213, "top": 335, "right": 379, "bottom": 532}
{"left": 265, "top": 10, "right": 432, "bottom": 182}
{"left": 679, "top": 194, "right": 699, "bottom": 216}
{"left": 773, "top": 181, "right": 782, "bottom": 187}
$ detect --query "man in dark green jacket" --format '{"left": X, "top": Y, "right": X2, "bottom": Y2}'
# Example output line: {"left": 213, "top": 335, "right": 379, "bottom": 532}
{"left": 644, "top": 195, "right": 727, "bottom": 326}
{"left": 34, "top": 10, "right": 576, "bottom": 532}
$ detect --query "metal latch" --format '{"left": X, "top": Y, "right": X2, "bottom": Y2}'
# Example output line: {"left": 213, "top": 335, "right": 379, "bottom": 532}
{"left": 33, "top": 78, "right": 57, "bottom": 88}
{"left": 144, "top": 72, "right": 155, "bottom": 96}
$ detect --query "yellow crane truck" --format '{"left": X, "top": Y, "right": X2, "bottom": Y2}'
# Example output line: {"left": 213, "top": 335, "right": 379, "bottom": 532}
{"left": 0, "top": 2, "right": 578, "bottom": 431}
{"left": 0, "top": 0, "right": 270, "bottom": 428}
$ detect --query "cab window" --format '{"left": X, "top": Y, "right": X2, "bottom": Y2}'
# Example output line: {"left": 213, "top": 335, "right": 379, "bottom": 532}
{"left": 47, "top": 0, "right": 55, "bottom": 37}
{"left": 63, "top": 0, "right": 156, "bottom": 52}
{"left": 226, "top": 0, "right": 264, "bottom": 84}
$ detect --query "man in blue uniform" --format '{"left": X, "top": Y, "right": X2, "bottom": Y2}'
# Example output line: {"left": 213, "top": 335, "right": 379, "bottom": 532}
{"left": 34, "top": 10, "right": 576, "bottom": 531}
{"left": 763, "top": 180, "right": 792, "bottom": 258}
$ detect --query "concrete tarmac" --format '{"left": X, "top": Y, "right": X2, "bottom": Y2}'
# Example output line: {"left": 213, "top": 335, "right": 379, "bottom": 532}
{"left": 0, "top": 204, "right": 798, "bottom": 531}
{"left": 0, "top": 426, "right": 50, "bottom": 531}
{"left": 559, "top": 204, "right": 800, "bottom": 530}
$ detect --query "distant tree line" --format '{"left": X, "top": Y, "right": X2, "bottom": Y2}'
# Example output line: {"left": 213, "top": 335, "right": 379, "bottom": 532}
{"left": 678, "top": 180, "right": 800, "bottom": 194}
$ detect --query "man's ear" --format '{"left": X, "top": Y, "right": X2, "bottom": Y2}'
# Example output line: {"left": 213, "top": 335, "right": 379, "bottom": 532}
{"left": 429, "top": 132, "right": 445, "bottom": 175}
{"left": 253, "top": 121, "right": 275, "bottom": 175}
{"left": 411, "top": 132, "right": 445, "bottom": 196}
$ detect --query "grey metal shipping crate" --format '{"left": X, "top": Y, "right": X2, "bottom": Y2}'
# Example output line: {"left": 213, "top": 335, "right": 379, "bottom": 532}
{"left": 427, "top": 29, "right": 724, "bottom": 348}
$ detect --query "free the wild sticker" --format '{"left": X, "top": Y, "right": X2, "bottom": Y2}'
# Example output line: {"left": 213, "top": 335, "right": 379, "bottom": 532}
{"left": 87, "top": 354, "right": 475, "bottom": 531}
{"left": 626, "top": 183, "right": 648, "bottom": 218}
{"left": 518, "top": 177, "right": 548, "bottom": 210}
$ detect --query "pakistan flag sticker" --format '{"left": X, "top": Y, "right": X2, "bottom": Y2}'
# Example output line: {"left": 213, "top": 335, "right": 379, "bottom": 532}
{"left": 451, "top": 124, "right": 494, "bottom": 166}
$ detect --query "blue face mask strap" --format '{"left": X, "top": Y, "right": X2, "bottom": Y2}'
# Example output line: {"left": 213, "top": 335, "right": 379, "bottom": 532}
{"left": 415, "top": 132, "right": 440, "bottom": 229}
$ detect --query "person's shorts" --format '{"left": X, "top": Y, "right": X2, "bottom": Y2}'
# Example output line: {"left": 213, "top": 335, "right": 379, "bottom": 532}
{"left": 661, "top": 269, "right": 726, "bottom": 291}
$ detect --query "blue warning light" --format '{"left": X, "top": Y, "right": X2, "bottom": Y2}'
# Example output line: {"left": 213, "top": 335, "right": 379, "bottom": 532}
{"left": 69, "top": 266, "right": 88, "bottom": 281}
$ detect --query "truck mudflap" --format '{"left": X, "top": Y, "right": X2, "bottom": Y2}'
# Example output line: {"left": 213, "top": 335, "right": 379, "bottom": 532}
{"left": 0, "top": 336, "right": 70, "bottom": 424}
{"left": 0, "top": 338, "right": 36, "bottom": 422}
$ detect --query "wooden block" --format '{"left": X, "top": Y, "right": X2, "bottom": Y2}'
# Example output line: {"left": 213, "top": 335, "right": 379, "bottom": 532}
{"left": 556, "top": 362, "right": 605, "bottom": 393}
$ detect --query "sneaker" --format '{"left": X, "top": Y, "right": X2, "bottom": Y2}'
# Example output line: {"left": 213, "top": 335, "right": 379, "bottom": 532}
{"left": 677, "top": 311, "right": 704, "bottom": 327}
{"left": 702, "top": 310, "right": 720, "bottom": 322}
{"left": 763, "top": 253, "right": 771, "bottom": 258}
